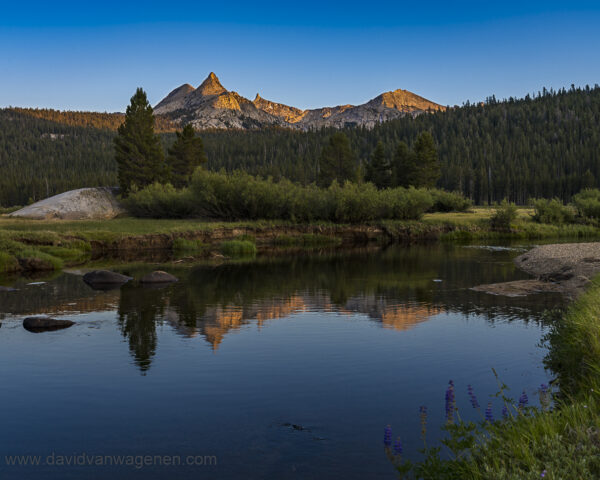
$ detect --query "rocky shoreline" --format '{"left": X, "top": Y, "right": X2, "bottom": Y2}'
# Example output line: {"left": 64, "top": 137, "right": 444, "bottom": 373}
{"left": 473, "top": 242, "right": 600, "bottom": 298}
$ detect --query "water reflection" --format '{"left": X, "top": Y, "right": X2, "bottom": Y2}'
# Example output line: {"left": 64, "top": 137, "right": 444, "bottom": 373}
{"left": 0, "top": 244, "right": 565, "bottom": 373}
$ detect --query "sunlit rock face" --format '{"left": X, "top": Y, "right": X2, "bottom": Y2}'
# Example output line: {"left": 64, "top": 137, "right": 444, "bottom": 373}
{"left": 9, "top": 187, "right": 123, "bottom": 220}
{"left": 155, "top": 72, "right": 445, "bottom": 130}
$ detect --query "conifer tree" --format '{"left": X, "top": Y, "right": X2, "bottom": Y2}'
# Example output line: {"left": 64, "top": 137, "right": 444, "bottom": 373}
{"left": 114, "top": 88, "right": 165, "bottom": 195}
{"left": 392, "top": 141, "right": 417, "bottom": 188}
{"left": 318, "top": 132, "right": 357, "bottom": 187}
{"left": 365, "top": 141, "right": 391, "bottom": 189}
{"left": 413, "top": 132, "right": 440, "bottom": 188}
{"left": 167, "top": 124, "right": 208, "bottom": 188}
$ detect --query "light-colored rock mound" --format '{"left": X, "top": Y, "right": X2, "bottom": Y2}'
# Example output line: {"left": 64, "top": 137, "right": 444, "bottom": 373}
{"left": 9, "top": 187, "right": 123, "bottom": 220}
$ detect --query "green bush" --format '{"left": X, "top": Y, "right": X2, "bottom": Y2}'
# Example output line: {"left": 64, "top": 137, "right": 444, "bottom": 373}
{"left": 125, "top": 169, "right": 436, "bottom": 222}
{"left": 531, "top": 198, "right": 576, "bottom": 224}
{"left": 220, "top": 240, "right": 257, "bottom": 257}
{"left": 572, "top": 188, "right": 600, "bottom": 221}
{"left": 490, "top": 199, "right": 518, "bottom": 231}
{"left": 123, "top": 183, "right": 195, "bottom": 218}
{"left": 429, "top": 189, "right": 473, "bottom": 212}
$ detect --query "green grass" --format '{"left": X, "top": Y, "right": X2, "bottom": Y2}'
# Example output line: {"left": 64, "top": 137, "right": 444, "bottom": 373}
{"left": 172, "top": 238, "right": 209, "bottom": 254}
{"left": 220, "top": 240, "right": 257, "bottom": 257}
{"left": 0, "top": 251, "right": 20, "bottom": 273}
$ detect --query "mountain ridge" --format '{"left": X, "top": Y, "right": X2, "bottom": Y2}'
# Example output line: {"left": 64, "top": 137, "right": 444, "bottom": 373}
{"left": 154, "top": 72, "right": 445, "bottom": 130}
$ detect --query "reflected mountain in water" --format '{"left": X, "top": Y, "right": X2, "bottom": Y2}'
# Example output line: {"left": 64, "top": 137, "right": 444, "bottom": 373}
{"left": 0, "top": 245, "right": 565, "bottom": 372}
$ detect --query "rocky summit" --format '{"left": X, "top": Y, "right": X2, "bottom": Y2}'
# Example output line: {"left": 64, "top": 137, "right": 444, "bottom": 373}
{"left": 154, "top": 72, "right": 445, "bottom": 130}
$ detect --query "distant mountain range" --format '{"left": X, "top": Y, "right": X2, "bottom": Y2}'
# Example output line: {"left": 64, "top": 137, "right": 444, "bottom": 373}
{"left": 154, "top": 72, "right": 446, "bottom": 130}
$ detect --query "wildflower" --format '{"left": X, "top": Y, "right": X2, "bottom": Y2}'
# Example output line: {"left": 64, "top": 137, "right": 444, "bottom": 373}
{"left": 485, "top": 403, "right": 494, "bottom": 423}
{"left": 540, "top": 469, "right": 547, "bottom": 477}
{"left": 467, "top": 384, "right": 480, "bottom": 409}
{"left": 393, "top": 437, "right": 403, "bottom": 455}
{"left": 445, "top": 381, "right": 455, "bottom": 423}
{"left": 519, "top": 391, "right": 529, "bottom": 410}
{"left": 384, "top": 425, "right": 392, "bottom": 446}
{"left": 502, "top": 404, "right": 509, "bottom": 419}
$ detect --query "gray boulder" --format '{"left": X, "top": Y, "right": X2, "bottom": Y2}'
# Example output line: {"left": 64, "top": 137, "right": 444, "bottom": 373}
{"left": 140, "top": 271, "right": 179, "bottom": 284}
{"left": 9, "top": 187, "right": 123, "bottom": 220}
{"left": 83, "top": 270, "right": 132, "bottom": 290}
{"left": 23, "top": 316, "right": 75, "bottom": 332}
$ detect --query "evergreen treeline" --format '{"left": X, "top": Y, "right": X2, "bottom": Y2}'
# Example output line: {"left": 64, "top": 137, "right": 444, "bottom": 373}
{"left": 2, "top": 85, "right": 600, "bottom": 206}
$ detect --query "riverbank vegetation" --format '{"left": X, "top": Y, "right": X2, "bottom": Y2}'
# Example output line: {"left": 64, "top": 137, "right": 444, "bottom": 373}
{"left": 2, "top": 206, "right": 600, "bottom": 275}
{"left": 386, "top": 278, "right": 600, "bottom": 479}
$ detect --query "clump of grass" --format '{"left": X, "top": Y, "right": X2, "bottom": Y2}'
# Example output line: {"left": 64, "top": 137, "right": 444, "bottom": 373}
{"left": 38, "top": 245, "right": 89, "bottom": 262}
{"left": 172, "top": 237, "right": 208, "bottom": 254}
{"left": 0, "top": 252, "right": 20, "bottom": 273}
{"left": 220, "top": 240, "right": 257, "bottom": 257}
{"left": 17, "top": 248, "right": 63, "bottom": 270}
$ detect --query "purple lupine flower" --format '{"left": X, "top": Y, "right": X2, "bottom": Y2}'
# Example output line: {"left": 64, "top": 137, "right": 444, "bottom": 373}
{"left": 384, "top": 425, "right": 392, "bottom": 446}
{"left": 485, "top": 402, "right": 494, "bottom": 422}
{"left": 467, "top": 384, "right": 480, "bottom": 409}
{"left": 519, "top": 391, "right": 529, "bottom": 410}
{"left": 445, "top": 380, "right": 455, "bottom": 423}
{"left": 502, "top": 404, "right": 509, "bottom": 419}
{"left": 393, "top": 437, "right": 403, "bottom": 455}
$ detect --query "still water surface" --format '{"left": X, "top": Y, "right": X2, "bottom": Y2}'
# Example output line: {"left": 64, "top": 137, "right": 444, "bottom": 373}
{"left": 0, "top": 244, "right": 564, "bottom": 479}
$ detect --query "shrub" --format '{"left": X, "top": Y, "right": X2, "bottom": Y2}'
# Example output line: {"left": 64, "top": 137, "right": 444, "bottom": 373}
{"left": 220, "top": 240, "right": 257, "bottom": 257}
{"left": 125, "top": 169, "right": 436, "bottom": 222}
{"left": 429, "top": 189, "right": 473, "bottom": 212}
{"left": 572, "top": 188, "right": 600, "bottom": 221}
{"left": 490, "top": 199, "right": 518, "bottom": 231}
{"left": 123, "top": 183, "right": 194, "bottom": 218}
{"left": 531, "top": 198, "right": 575, "bottom": 224}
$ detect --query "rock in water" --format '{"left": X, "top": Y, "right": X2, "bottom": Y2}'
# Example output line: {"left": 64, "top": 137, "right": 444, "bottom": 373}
{"left": 23, "top": 316, "right": 75, "bottom": 332}
{"left": 0, "top": 286, "right": 17, "bottom": 292}
{"left": 9, "top": 187, "right": 123, "bottom": 220}
{"left": 83, "top": 270, "right": 132, "bottom": 290}
{"left": 140, "top": 271, "right": 179, "bottom": 284}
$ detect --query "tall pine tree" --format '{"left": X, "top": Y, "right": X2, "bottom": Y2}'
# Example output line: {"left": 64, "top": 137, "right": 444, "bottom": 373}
{"left": 318, "top": 132, "right": 358, "bottom": 187}
{"left": 392, "top": 141, "right": 417, "bottom": 188}
{"left": 167, "top": 124, "right": 208, "bottom": 188}
{"left": 365, "top": 141, "right": 391, "bottom": 189}
{"left": 413, "top": 132, "right": 440, "bottom": 188}
{"left": 114, "top": 88, "right": 165, "bottom": 195}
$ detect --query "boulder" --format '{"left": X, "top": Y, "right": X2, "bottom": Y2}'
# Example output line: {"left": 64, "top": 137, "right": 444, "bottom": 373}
{"left": 83, "top": 270, "right": 132, "bottom": 290}
{"left": 140, "top": 270, "right": 178, "bottom": 284}
{"left": 23, "top": 316, "right": 75, "bottom": 332}
{"left": 9, "top": 187, "right": 123, "bottom": 220}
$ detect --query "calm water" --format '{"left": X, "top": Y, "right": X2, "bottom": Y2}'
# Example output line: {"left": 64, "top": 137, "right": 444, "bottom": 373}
{"left": 0, "top": 244, "right": 564, "bottom": 479}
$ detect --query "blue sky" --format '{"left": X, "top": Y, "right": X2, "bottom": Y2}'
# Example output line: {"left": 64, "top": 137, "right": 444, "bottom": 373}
{"left": 1, "top": 1, "right": 600, "bottom": 111}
